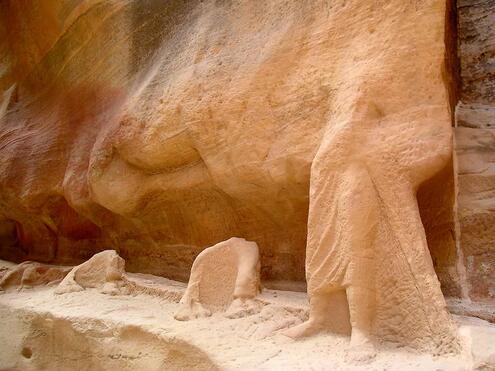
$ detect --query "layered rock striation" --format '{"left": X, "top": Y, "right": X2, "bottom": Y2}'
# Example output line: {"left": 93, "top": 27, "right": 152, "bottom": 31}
{"left": 456, "top": 0, "right": 495, "bottom": 301}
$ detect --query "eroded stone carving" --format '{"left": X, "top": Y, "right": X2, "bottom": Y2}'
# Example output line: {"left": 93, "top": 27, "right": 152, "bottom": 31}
{"left": 0, "top": 0, "right": 464, "bottom": 355}
{"left": 55, "top": 250, "right": 128, "bottom": 295}
{"left": 283, "top": 98, "right": 460, "bottom": 356}
{"left": 0, "top": 262, "right": 70, "bottom": 291}
{"left": 175, "top": 237, "right": 261, "bottom": 321}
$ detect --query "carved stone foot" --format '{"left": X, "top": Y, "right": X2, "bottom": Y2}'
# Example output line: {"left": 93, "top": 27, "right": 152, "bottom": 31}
{"left": 224, "top": 297, "right": 262, "bottom": 319}
{"left": 281, "top": 319, "right": 324, "bottom": 339}
{"left": 174, "top": 300, "right": 212, "bottom": 321}
{"left": 100, "top": 281, "right": 129, "bottom": 296}
{"left": 345, "top": 330, "right": 376, "bottom": 363}
{"left": 54, "top": 281, "right": 84, "bottom": 295}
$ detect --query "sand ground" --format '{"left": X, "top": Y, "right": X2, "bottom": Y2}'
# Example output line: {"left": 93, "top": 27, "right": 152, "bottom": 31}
{"left": 0, "top": 266, "right": 494, "bottom": 370}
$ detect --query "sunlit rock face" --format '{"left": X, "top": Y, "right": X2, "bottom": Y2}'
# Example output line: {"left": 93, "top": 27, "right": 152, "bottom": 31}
{"left": 456, "top": 0, "right": 495, "bottom": 301}
{"left": 0, "top": 0, "right": 458, "bottom": 293}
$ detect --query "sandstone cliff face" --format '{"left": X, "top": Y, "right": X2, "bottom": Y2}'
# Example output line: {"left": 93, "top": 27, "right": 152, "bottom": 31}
{"left": 456, "top": 0, "right": 495, "bottom": 300}
{"left": 0, "top": 0, "right": 459, "bottom": 296}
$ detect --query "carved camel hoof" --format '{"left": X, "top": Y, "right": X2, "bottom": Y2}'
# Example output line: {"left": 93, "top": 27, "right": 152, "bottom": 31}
{"left": 224, "top": 297, "right": 263, "bottom": 319}
{"left": 345, "top": 330, "right": 376, "bottom": 364}
{"left": 281, "top": 319, "right": 325, "bottom": 339}
{"left": 174, "top": 300, "right": 212, "bottom": 321}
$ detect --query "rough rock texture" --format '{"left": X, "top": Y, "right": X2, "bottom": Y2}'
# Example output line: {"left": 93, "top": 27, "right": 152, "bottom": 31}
{"left": 456, "top": 0, "right": 495, "bottom": 301}
{"left": 0, "top": 0, "right": 463, "bottom": 351}
{"left": 175, "top": 237, "right": 261, "bottom": 321}
{"left": 55, "top": 250, "right": 128, "bottom": 295}
{"left": 455, "top": 128, "right": 495, "bottom": 300}
{"left": 0, "top": 0, "right": 460, "bottom": 292}
{"left": 0, "top": 261, "right": 70, "bottom": 291}
{"left": 457, "top": 1, "right": 495, "bottom": 105}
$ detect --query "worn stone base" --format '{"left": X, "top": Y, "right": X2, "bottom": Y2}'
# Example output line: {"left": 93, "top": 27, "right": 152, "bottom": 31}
{"left": 0, "top": 272, "right": 494, "bottom": 370}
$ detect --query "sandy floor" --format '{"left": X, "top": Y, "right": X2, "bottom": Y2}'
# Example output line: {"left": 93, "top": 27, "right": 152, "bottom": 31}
{"left": 0, "top": 270, "right": 494, "bottom": 370}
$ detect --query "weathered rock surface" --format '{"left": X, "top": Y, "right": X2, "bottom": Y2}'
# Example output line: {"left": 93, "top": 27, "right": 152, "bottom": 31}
{"left": 175, "top": 237, "right": 261, "bottom": 321}
{"left": 55, "top": 250, "right": 128, "bottom": 295}
{"left": 457, "top": 0, "right": 495, "bottom": 105}
{"left": 0, "top": 0, "right": 459, "bottom": 293}
{"left": 455, "top": 128, "right": 495, "bottom": 300}
{"left": 0, "top": 0, "right": 464, "bottom": 351}
{"left": 0, "top": 261, "right": 70, "bottom": 291}
{"left": 456, "top": 0, "right": 495, "bottom": 301}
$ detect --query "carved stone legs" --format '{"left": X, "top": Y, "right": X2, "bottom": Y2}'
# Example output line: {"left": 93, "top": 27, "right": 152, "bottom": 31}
{"left": 346, "top": 286, "right": 376, "bottom": 361}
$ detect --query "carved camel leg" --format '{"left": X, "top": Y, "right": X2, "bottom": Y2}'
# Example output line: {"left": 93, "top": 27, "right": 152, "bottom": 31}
{"left": 283, "top": 95, "right": 458, "bottom": 354}
{"left": 174, "top": 251, "right": 212, "bottom": 321}
{"left": 224, "top": 245, "right": 261, "bottom": 319}
{"left": 283, "top": 162, "right": 378, "bottom": 356}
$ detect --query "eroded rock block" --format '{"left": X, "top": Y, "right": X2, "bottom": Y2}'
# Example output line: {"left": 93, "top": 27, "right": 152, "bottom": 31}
{"left": 456, "top": 0, "right": 495, "bottom": 302}
{"left": 455, "top": 127, "right": 495, "bottom": 300}
{"left": 55, "top": 250, "right": 128, "bottom": 295}
{"left": 0, "top": 262, "right": 71, "bottom": 291}
{"left": 175, "top": 237, "right": 261, "bottom": 321}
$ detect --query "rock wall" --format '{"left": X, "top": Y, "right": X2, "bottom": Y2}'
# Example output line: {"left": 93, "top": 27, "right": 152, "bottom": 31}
{"left": 0, "top": 0, "right": 460, "bottom": 298}
{"left": 456, "top": 0, "right": 495, "bottom": 301}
